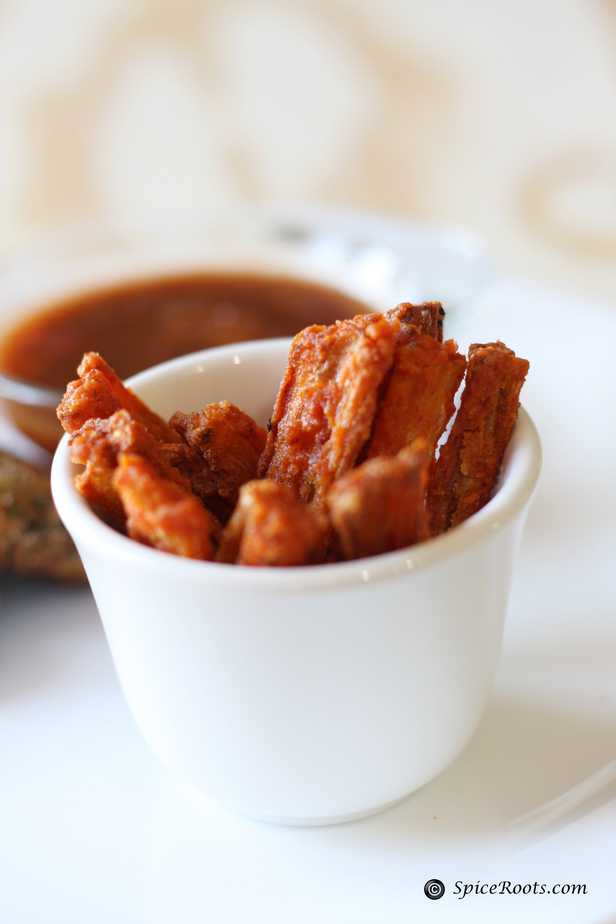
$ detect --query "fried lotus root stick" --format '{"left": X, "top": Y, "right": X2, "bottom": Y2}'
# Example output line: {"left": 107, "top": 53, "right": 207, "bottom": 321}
{"left": 259, "top": 313, "right": 398, "bottom": 505}
{"left": 69, "top": 410, "right": 193, "bottom": 527}
{"left": 57, "top": 351, "right": 181, "bottom": 443}
{"left": 71, "top": 439, "right": 124, "bottom": 530}
{"left": 216, "top": 480, "right": 329, "bottom": 566}
{"left": 428, "top": 341, "right": 529, "bottom": 534}
{"left": 113, "top": 453, "right": 219, "bottom": 559}
{"left": 327, "top": 446, "right": 430, "bottom": 561}
{"left": 366, "top": 335, "right": 466, "bottom": 460}
{"left": 170, "top": 402, "right": 267, "bottom": 520}
{"left": 387, "top": 301, "right": 445, "bottom": 342}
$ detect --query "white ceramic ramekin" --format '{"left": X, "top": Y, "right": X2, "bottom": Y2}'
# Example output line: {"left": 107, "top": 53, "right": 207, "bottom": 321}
{"left": 51, "top": 339, "right": 541, "bottom": 826}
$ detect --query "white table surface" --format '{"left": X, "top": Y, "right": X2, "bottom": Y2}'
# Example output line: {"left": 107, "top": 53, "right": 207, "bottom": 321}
{"left": 1, "top": 276, "right": 615, "bottom": 923}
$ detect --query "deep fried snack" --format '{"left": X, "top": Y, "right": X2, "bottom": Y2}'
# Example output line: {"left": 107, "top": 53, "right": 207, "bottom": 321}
{"left": 69, "top": 410, "right": 193, "bottom": 527}
{"left": 428, "top": 341, "right": 529, "bottom": 534}
{"left": 216, "top": 480, "right": 329, "bottom": 566}
{"left": 259, "top": 313, "right": 398, "bottom": 505}
{"left": 71, "top": 410, "right": 190, "bottom": 485}
{"left": 366, "top": 335, "right": 465, "bottom": 460}
{"left": 387, "top": 302, "right": 444, "bottom": 342}
{"left": 113, "top": 453, "right": 219, "bottom": 559}
{"left": 73, "top": 444, "right": 125, "bottom": 529}
{"left": 57, "top": 368, "right": 117, "bottom": 434}
{"left": 69, "top": 415, "right": 125, "bottom": 528}
{"left": 170, "top": 401, "right": 267, "bottom": 519}
{"left": 327, "top": 446, "right": 430, "bottom": 561}
{"left": 57, "top": 351, "right": 181, "bottom": 443}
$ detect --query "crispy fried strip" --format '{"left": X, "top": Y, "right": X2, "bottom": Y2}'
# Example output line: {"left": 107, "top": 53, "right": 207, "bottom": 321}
{"left": 366, "top": 335, "right": 466, "bottom": 460}
{"left": 259, "top": 313, "right": 398, "bottom": 505}
{"left": 113, "top": 453, "right": 219, "bottom": 559}
{"left": 327, "top": 446, "right": 430, "bottom": 561}
{"left": 387, "top": 302, "right": 445, "bottom": 342}
{"left": 69, "top": 410, "right": 193, "bottom": 528}
{"left": 428, "top": 341, "right": 529, "bottom": 533}
{"left": 69, "top": 415, "right": 125, "bottom": 529}
{"left": 74, "top": 457, "right": 124, "bottom": 530}
{"left": 216, "top": 480, "right": 329, "bottom": 566}
{"left": 57, "top": 351, "right": 181, "bottom": 443}
{"left": 170, "top": 401, "right": 266, "bottom": 519}
{"left": 71, "top": 410, "right": 190, "bottom": 485}
{"left": 58, "top": 369, "right": 118, "bottom": 435}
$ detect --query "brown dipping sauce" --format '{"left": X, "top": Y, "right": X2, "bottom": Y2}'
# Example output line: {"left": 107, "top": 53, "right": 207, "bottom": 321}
{"left": 0, "top": 272, "right": 369, "bottom": 449}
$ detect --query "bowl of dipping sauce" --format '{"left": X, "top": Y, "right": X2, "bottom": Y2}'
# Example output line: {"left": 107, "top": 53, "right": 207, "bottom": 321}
{"left": 0, "top": 210, "right": 488, "bottom": 451}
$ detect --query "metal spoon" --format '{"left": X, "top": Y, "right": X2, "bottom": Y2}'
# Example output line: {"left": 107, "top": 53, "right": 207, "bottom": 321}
{"left": 0, "top": 372, "right": 62, "bottom": 408}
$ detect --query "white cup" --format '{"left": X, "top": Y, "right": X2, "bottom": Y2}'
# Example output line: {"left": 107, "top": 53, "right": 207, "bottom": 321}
{"left": 52, "top": 339, "right": 541, "bottom": 826}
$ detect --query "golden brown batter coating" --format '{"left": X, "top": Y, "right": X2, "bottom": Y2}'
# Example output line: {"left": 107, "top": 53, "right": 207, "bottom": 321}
{"left": 366, "top": 335, "right": 465, "bottom": 460}
{"left": 170, "top": 401, "right": 266, "bottom": 519}
{"left": 57, "top": 351, "right": 181, "bottom": 443}
{"left": 69, "top": 417, "right": 124, "bottom": 528}
{"left": 74, "top": 453, "right": 124, "bottom": 529}
{"left": 428, "top": 341, "right": 529, "bottom": 534}
{"left": 69, "top": 410, "right": 193, "bottom": 528}
{"left": 57, "top": 368, "right": 118, "bottom": 435}
{"left": 216, "top": 480, "right": 329, "bottom": 566}
{"left": 327, "top": 445, "right": 430, "bottom": 561}
{"left": 387, "top": 302, "right": 445, "bottom": 342}
{"left": 113, "top": 453, "right": 219, "bottom": 559}
{"left": 259, "top": 313, "right": 398, "bottom": 505}
{"left": 71, "top": 411, "right": 188, "bottom": 483}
